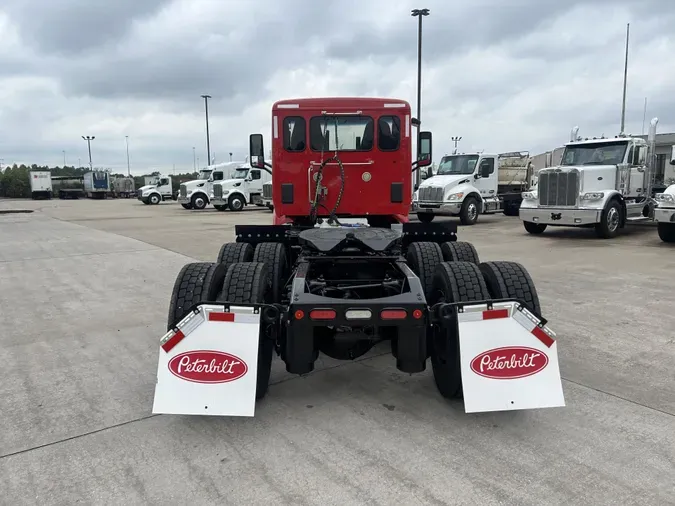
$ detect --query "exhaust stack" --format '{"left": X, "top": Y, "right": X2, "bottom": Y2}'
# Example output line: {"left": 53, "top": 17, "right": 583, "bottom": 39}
{"left": 570, "top": 126, "right": 579, "bottom": 142}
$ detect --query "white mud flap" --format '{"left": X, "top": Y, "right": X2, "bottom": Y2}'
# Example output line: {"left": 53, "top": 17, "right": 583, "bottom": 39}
{"left": 458, "top": 301, "right": 565, "bottom": 413}
{"left": 152, "top": 304, "right": 261, "bottom": 417}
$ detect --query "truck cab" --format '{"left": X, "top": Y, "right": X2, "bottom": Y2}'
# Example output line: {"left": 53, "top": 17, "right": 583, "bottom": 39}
{"left": 211, "top": 164, "right": 272, "bottom": 211}
{"left": 137, "top": 174, "right": 173, "bottom": 205}
{"left": 413, "top": 151, "right": 533, "bottom": 225}
{"left": 520, "top": 118, "right": 659, "bottom": 239}
{"left": 654, "top": 145, "right": 675, "bottom": 243}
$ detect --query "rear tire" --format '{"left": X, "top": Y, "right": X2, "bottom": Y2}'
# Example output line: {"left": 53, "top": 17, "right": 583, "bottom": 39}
{"left": 479, "top": 261, "right": 541, "bottom": 315}
{"left": 167, "top": 262, "right": 228, "bottom": 331}
{"left": 216, "top": 242, "right": 254, "bottom": 269}
{"left": 218, "top": 262, "right": 273, "bottom": 400}
{"left": 406, "top": 241, "right": 444, "bottom": 300}
{"left": 440, "top": 241, "right": 480, "bottom": 264}
{"left": 658, "top": 222, "right": 675, "bottom": 243}
{"left": 252, "top": 242, "right": 289, "bottom": 303}
{"left": 417, "top": 212, "right": 434, "bottom": 223}
{"left": 523, "top": 221, "right": 547, "bottom": 234}
{"left": 427, "top": 261, "right": 491, "bottom": 399}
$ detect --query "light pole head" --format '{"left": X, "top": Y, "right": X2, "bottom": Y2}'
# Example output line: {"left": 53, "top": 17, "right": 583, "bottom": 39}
{"left": 201, "top": 94, "right": 211, "bottom": 99}
{"left": 411, "top": 8, "right": 430, "bottom": 16}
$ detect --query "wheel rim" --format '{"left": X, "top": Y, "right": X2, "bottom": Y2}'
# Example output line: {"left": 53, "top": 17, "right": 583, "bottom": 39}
{"left": 195, "top": 198, "right": 204, "bottom": 208}
{"left": 607, "top": 206, "right": 619, "bottom": 232}
{"left": 232, "top": 199, "right": 242, "bottom": 210}
{"left": 151, "top": 196, "right": 159, "bottom": 204}
{"left": 467, "top": 203, "right": 477, "bottom": 221}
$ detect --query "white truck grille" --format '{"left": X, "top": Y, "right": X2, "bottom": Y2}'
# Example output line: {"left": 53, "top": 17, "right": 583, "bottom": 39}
{"left": 179, "top": 184, "right": 187, "bottom": 198}
{"left": 419, "top": 186, "right": 444, "bottom": 202}
{"left": 263, "top": 183, "right": 272, "bottom": 199}
{"left": 538, "top": 169, "right": 579, "bottom": 207}
{"left": 213, "top": 185, "right": 222, "bottom": 198}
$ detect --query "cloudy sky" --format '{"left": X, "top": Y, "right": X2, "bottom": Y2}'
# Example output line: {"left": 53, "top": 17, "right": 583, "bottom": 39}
{"left": 1, "top": 0, "right": 673, "bottom": 175}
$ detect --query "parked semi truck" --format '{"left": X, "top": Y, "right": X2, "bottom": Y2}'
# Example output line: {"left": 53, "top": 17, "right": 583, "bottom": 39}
{"left": 413, "top": 151, "right": 535, "bottom": 225}
{"left": 210, "top": 163, "right": 272, "bottom": 211}
{"left": 520, "top": 119, "right": 660, "bottom": 239}
{"left": 654, "top": 145, "right": 675, "bottom": 243}
{"left": 176, "top": 162, "right": 242, "bottom": 210}
{"left": 83, "top": 171, "right": 111, "bottom": 199}
{"left": 137, "top": 174, "right": 173, "bottom": 204}
{"left": 29, "top": 170, "right": 53, "bottom": 199}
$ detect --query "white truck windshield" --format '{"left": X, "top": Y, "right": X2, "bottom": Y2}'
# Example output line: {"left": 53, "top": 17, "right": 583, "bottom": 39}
{"left": 437, "top": 155, "right": 479, "bottom": 175}
{"left": 561, "top": 142, "right": 628, "bottom": 166}
{"left": 198, "top": 170, "right": 212, "bottom": 180}
{"left": 233, "top": 169, "right": 249, "bottom": 179}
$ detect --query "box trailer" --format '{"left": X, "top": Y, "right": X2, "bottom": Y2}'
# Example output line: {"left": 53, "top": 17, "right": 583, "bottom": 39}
{"left": 29, "top": 171, "right": 53, "bottom": 199}
{"left": 83, "top": 171, "right": 111, "bottom": 199}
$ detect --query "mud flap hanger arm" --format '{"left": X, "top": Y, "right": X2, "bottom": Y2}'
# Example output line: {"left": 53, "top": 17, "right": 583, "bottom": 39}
{"left": 429, "top": 298, "right": 549, "bottom": 328}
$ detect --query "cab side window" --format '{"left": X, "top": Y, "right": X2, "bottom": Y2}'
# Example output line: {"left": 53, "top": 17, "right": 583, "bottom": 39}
{"left": 160, "top": 178, "right": 169, "bottom": 186}
{"left": 213, "top": 172, "right": 224, "bottom": 181}
{"left": 283, "top": 117, "right": 306, "bottom": 152}
{"left": 250, "top": 170, "right": 261, "bottom": 180}
{"left": 378, "top": 116, "right": 401, "bottom": 151}
{"left": 480, "top": 158, "right": 495, "bottom": 175}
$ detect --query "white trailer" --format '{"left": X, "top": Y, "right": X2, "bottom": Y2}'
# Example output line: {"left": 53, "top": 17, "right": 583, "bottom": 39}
{"left": 520, "top": 118, "right": 660, "bottom": 239}
{"left": 29, "top": 170, "right": 53, "bottom": 199}
{"left": 137, "top": 174, "right": 173, "bottom": 205}
{"left": 653, "top": 145, "right": 675, "bottom": 243}
{"left": 83, "top": 171, "right": 111, "bottom": 199}
{"left": 211, "top": 164, "right": 272, "bottom": 211}
{"left": 413, "top": 151, "right": 535, "bottom": 225}
{"left": 176, "top": 162, "right": 242, "bottom": 210}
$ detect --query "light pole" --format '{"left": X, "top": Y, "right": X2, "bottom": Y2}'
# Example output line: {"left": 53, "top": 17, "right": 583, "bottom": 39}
{"left": 411, "top": 8, "right": 430, "bottom": 188}
{"left": 201, "top": 94, "right": 212, "bottom": 166}
{"left": 620, "top": 23, "right": 629, "bottom": 135}
{"left": 125, "top": 136, "right": 131, "bottom": 176}
{"left": 62, "top": 150, "right": 66, "bottom": 167}
{"left": 193, "top": 147, "right": 196, "bottom": 171}
{"left": 229, "top": 152, "right": 232, "bottom": 162}
{"left": 82, "top": 136, "right": 95, "bottom": 169}
{"left": 451, "top": 136, "right": 462, "bottom": 154}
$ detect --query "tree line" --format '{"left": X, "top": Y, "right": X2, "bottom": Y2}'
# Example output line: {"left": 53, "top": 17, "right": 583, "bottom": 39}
{"left": 0, "top": 164, "right": 198, "bottom": 198}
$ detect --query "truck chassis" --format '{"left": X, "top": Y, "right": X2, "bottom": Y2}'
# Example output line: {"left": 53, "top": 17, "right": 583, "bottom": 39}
{"left": 163, "top": 221, "right": 551, "bottom": 403}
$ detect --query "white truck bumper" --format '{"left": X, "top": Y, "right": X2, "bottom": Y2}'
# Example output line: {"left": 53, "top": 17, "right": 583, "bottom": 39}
{"left": 519, "top": 207, "right": 600, "bottom": 226}
{"left": 211, "top": 196, "right": 227, "bottom": 206}
{"left": 177, "top": 196, "right": 191, "bottom": 205}
{"left": 416, "top": 202, "right": 462, "bottom": 216}
{"left": 654, "top": 207, "right": 675, "bottom": 223}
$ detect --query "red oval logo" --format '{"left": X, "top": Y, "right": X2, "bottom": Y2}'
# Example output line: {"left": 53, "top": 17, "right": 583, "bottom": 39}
{"left": 168, "top": 350, "right": 248, "bottom": 384}
{"left": 470, "top": 346, "right": 548, "bottom": 380}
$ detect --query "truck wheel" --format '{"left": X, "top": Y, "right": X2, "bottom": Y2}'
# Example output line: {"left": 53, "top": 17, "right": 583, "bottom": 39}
{"left": 217, "top": 242, "right": 254, "bottom": 266}
{"left": 253, "top": 242, "right": 289, "bottom": 303}
{"left": 149, "top": 194, "right": 161, "bottom": 205}
{"left": 459, "top": 196, "right": 479, "bottom": 226}
{"left": 595, "top": 199, "right": 622, "bottom": 239}
{"left": 167, "top": 262, "right": 228, "bottom": 331}
{"left": 218, "top": 262, "right": 273, "bottom": 400}
{"left": 181, "top": 203, "right": 193, "bottom": 210}
{"left": 406, "top": 241, "right": 444, "bottom": 300}
{"left": 479, "top": 261, "right": 541, "bottom": 315}
{"left": 191, "top": 194, "right": 207, "bottom": 210}
{"left": 214, "top": 205, "right": 227, "bottom": 211}
{"left": 440, "top": 241, "right": 480, "bottom": 264}
{"left": 523, "top": 221, "right": 547, "bottom": 234}
{"left": 657, "top": 222, "right": 675, "bottom": 243}
{"left": 417, "top": 212, "right": 434, "bottom": 223}
{"left": 228, "top": 194, "right": 246, "bottom": 211}
{"left": 427, "top": 261, "right": 491, "bottom": 399}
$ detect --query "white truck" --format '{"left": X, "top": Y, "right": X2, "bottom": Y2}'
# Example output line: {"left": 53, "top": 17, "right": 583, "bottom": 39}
{"left": 653, "top": 145, "right": 675, "bottom": 243}
{"left": 176, "top": 162, "right": 242, "bottom": 210}
{"left": 413, "top": 151, "right": 535, "bottom": 225}
{"left": 29, "top": 170, "right": 53, "bottom": 199}
{"left": 210, "top": 164, "right": 272, "bottom": 211}
{"left": 137, "top": 174, "right": 173, "bottom": 205}
{"left": 83, "top": 170, "right": 111, "bottom": 199}
{"left": 520, "top": 118, "right": 660, "bottom": 239}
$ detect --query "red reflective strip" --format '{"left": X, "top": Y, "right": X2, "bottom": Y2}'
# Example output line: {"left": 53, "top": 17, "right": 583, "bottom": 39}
{"left": 208, "top": 312, "right": 235, "bottom": 322}
{"left": 162, "top": 330, "right": 185, "bottom": 353}
{"left": 532, "top": 326, "right": 555, "bottom": 348}
{"left": 482, "top": 309, "right": 509, "bottom": 320}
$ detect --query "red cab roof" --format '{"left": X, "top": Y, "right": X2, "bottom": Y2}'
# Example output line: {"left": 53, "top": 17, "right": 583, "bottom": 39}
{"left": 272, "top": 97, "right": 411, "bottom": 110}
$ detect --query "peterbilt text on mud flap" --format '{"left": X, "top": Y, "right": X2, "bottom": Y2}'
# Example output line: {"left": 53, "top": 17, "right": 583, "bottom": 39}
{"left": 153, "top": 97, "right": 565, "bottom": 417}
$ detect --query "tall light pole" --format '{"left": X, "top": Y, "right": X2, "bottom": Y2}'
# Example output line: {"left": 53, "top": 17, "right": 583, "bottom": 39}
{"left": 451, "top": 136, "right": 462, "bottom": 154}
{"left": 411, "top": 8, "right": 430, "bottom": 188}
{"left": 201, "top": 94, "right": 212, "bottom": 166}
{"left": 192, "top": 146, "right": 196, "bottom": 171}
{"left": 229, "top": 152, "right": 233, "bottom": 162}
{"left": 125, "top": 135, "right": 131, "bottom": 176}
{"left": 62, "top": 150, "right": 66, "bottom": 167}
{"left": 620, "top": 23, "right": 630, "bottom": 135}
{"left": 82, "top": 136, "right": 95, "bottom": 170}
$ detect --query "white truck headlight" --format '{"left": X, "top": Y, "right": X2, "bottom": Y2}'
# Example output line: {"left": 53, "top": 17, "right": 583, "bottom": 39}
{"left": 581, "top": 192, "right": 604, "bottom": 200}
{"left": 655, "top": 193, "right": 675, "bottom": 204}
{"left": 521, "top": 191, "right": 536, "bottom": 200}
{"left": 447, "top": 192, "right": 464, "bottom": 201}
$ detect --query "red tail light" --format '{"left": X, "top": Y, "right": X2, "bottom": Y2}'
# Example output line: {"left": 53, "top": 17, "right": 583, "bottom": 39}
{"left": 294, "top": 310, "right": 305, "bottom": 320}
{"left": 412, "top": 309, "right": 423, "bottom": 319}
{"left": 310, "top": 309, "right": 336, "bottom": 320}
{"left": 381, "top": 309, "right": 407, "bottom": 320}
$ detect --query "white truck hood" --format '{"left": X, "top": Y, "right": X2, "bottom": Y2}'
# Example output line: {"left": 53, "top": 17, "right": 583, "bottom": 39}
{"left": 139, "top": 184, "right": 156, "bottom": 191}
{"left": 420, "top": 174, "right": 473, "bottom": 189}
{"left": 181, "top": 179, "right": 208, "bottom": 189}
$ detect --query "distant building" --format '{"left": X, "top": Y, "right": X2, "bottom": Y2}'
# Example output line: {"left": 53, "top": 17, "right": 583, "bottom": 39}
{"left": 531, "top": 133, "right": 675, "bottom": 185}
